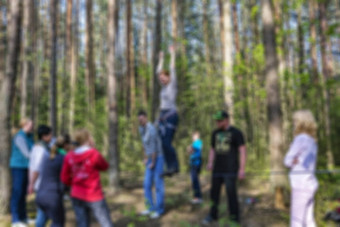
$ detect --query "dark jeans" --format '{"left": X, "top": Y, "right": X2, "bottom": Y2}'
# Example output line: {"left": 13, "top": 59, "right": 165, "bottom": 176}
{"left": 209, "top": 175, "right": 239, "bottom": 223}
{"left": 36, "top": 192, "right": 64, "bottom": 227}
{"left": 10, "top": 168, "right": 28, "bottom": 223}
{"left": 72, "top": 198, "right": 113, "bottom": 227}
{"left": 190, "top": 165, "right": 202, "bottom": 199}
{"left": 159, "top": 110, "right": 179, "bottom": 171}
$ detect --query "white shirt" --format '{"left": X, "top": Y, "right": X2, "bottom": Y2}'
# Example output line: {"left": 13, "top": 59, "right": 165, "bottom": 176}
{"left": 29, "top": 144, "right": 48, "bottom": 191}
{"left": 284, "top": 133, "right": 318, "bottom": 191}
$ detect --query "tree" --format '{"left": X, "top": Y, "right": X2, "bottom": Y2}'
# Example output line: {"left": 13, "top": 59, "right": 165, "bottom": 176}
{"left": 219, "top": 0, "right": 234, "bottom": 121}
{"left": 151, "top": 0, "right": 162, "bottom": 121}
{"left": 309, "top": 0, "right": 318, "bottom": 80}
{"left": 0, "top": 0, "right": 22, "bottom": 214}
{"left": 107, "top": 0, "right": 119, "bottom": 190}
{"left": 261, "top": 0, "right": 286, "bottom": 209}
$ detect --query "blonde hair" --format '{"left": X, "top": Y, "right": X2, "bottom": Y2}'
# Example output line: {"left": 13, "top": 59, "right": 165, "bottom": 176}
{"left": 74, "top": 129, "right": 91, "bottom": 146}
{"left": 293, "top": 110, "right": 317, "bottom": 140}
{"left": 19, "top": 118, "right": 32, "bottom": 128}
{"left": 50, "top": 136, "right": 66, "bottom": 159}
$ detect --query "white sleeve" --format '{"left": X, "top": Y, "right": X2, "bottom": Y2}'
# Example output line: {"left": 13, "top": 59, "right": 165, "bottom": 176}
{"left": 30, "top": 147, "right": 46, "bottom": 173}
{"left": 284, "top": 136, "right": 309, "bottom": 168}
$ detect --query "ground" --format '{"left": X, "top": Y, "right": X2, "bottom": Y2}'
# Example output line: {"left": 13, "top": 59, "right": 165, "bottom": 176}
{"left": 0, "top": 174, "right": 338, "bottom": 227}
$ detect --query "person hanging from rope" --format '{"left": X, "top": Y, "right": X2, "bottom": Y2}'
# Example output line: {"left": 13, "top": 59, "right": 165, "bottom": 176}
{"left": 157, "top": 45, "right": 179, "bottom": 177}
{"left": 284, "top": 110, "right": 318, "bottom": 227}
{"left": 202, "top": 110, "right": 247, "bottom": 225}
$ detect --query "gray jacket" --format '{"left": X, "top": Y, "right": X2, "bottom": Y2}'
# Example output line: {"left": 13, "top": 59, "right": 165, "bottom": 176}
{"left": 139, "top": 122, "right": 163, "bottom": 157}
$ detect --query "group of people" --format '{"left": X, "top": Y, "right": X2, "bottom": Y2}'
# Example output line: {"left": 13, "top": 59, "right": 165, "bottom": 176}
{"left": 10, "top": 122, "right": 113, "bottom": 227}
{"left": 9, "top": 44, "right": 319, "bottom": 227}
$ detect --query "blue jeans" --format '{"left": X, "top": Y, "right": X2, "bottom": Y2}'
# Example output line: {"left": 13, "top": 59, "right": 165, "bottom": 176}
{"left": 144, "top": 156, "right": 165, "bottom": 214}
{"left": 72, "top": 198, "right": 113, "bottom": 227}
{"left": 159, "top": 110, "right": 179, "bottom": 171}
{"left": 190, "top": 165, "right": 202, "bottom": 199}
{"left": 10, "top": 168, "right": 28, "bottom": 223}
{"left": 36, "top": 208, "right": 48, "bottom": 227}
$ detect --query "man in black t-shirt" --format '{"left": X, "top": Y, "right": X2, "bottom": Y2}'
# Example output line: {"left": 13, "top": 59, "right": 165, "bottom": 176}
{"left": 203, "top": 111, "right": 247, "bottom": 225}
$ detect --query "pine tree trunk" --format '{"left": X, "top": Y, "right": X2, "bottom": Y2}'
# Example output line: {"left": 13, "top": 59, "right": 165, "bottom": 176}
{"left": 261, "top": 0, "right": 286, "bottom": 209}
{"left": 126, "top": 0, "right": 135, "bottom": 118}
{"left": 309, "top": 0, "right": 318, "bottom": 82}
{"left": 151, "top": 0, "right": 162, "bottom": 122}
{"left": 0, "top": 0, "right": 21, "bottom": 214}
{"left": 31, "top": 0, "right": 39, "bottom": 128}
{"left": 107, "top": 0, "right": 119, "bottom": 191}
{"left": 202, "top": 0, "right": 211, "bottom": 74}
{"left": 140, "top": 0, "right": 149, "bottom": 109}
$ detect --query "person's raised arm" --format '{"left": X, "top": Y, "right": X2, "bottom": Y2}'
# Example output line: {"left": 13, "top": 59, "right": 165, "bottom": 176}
{"left": 156, "top": 51, "right": 164, "bottom": 75}
{"left": 238, "top": 145, "right": 247, "bottom": 180}
{"left": 169, "top": 45, "right": 177, "bottom": 85}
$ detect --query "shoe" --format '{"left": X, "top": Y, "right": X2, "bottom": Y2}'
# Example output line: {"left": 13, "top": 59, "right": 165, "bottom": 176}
{"left": 191, "top": 198, "right": 203, "bottom": 204}
{"left": 150, "top": 212, "right": 161, "bottom": 219}
{"left": 11, "top": 222, "right": 28, "bottom": 227}
{"left": 140, "top": 210, "right": 151, "bottom": 216}
{"left": 26, "top": 218, "right": 35, "bottom": 225}
{"left": 202, "top": 215, "right": 215, "bottom": 225}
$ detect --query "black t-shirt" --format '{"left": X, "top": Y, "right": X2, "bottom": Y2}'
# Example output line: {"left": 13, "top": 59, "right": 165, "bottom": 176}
{"left": 211, "top": 126, "right": 245, "bottom": 174}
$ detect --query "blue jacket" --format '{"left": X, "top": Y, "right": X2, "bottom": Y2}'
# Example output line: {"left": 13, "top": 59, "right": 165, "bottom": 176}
{"left": 10, "top": 130, "right": 34, "bottom": 168}
{"left": 190, "top": 139, "right": 203, "bottom": 166}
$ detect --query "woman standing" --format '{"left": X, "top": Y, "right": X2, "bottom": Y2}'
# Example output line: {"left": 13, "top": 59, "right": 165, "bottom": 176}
{"left": 157, "top": 45, "right": 179, "bottom": 176}
{"left": 284, "top": 110, "right": 318, "bottom": 227}
{"left": 9, "top": 119, "right": 34, "bottom": 227}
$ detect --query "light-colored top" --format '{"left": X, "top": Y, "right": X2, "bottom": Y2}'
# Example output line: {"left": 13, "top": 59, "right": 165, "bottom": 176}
{"left": 29, "top": 143, "right": 49, "bottom": 191}
{"left": 284, "top": 133, "right": 318, "bottom": 191}
{"left": 158, "top": 50, "right": 177, "bottom": 110}
{"left": 139, "top": 122, "right": 163, "bottom": 157}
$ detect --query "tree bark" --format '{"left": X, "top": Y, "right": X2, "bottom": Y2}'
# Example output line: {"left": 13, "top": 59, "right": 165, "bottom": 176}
{"left": 151, "top": 0, "right": 162, "bottom": 122}
{"left": 107, "top": 0, "right": 119, "bottom": 191}
{"left": 140, "top": 0, "right": 149, "bottom": 108}
{"left": 126, "top": 0, "right": 135, "bottom": 118}
{"left": 0, "top": 0, "right": 21, "bottom": 214}
{"left": 309, "top": 0, "right": 318, "bottom": 82}
{"left": 31, "top": 0, "right": 39, "bottom": 128}
{"left": 219, "top": 0, "right": 234, "bottom": 122}
{"left": 261, "top": 0, "right": 286, "bottom": 209}
{"left": 50, "top": 0, "right": 58, "bottom": 135}
{"left": 202, "top": 0, "right": 211, "bottom": 73}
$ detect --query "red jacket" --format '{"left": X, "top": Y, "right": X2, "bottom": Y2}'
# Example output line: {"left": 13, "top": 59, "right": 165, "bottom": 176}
{"left": 61, "top": 148, "right": 109, "bottom": 202}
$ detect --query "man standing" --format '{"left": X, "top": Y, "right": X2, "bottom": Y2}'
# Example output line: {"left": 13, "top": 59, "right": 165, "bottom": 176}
{"left": 203, "top": 111, "right": 247, "bottom": 225}
{"left": 138, "top": 110, "right": 165, "bottom": 219}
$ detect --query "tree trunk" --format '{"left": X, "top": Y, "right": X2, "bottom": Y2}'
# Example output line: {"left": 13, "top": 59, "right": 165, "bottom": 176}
{"left": 171, "top": 0, "right": 178, "bottom": 42}
{"left": 219, "top": 0, "right": 234, "bottom": 122}
{"left": 151, "top": 0, "right": 162, "bottom": 122}
{"left": 31, "top": 0, "right": 39, "bottom": 128}
{"left": 0, "top": 0, "right": 21, "bottom": 214}
{"left": 140, "top": 0, "right": 149, "bottom": 109}
{"left": 107, "top": 0, "right": 119, "bottom": 191}
{"left": 85, "top": 0, "right": 95, "bottom": 114}
{"left": 309, "top": 0, "right": 318, "bottom": 82}
{"left": 20, "top": 0, "right": 34, "bottom": 119}
{"left": 126, "top": 0, "right": 135, "bottom": 118}
{"left": 318, "top": 1, "right": 334, "bottom": 169}
{"left": 261, "top": 0, "right": 286, "bottom": 209}
{"left": 202, "top": 0, "right": 211, "bottom": 74}
{"left": 50, "top": 0, "right": 58, "bottom": 135}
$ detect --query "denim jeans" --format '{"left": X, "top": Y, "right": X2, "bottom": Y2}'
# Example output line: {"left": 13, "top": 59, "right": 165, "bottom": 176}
{"left": 159, "top": 110, "right": 179, "bottom": 171}
{"left": 10, "top": 168, "right": 28, "bottom": 223}
{"left": 209, "top": 175, "right": 239, "bottom": 223}
{"left": 36, "top": 208, "right": 48, "bottom": 227}
{"left": 144, "top": 156, "right": 165, "bottom": 214}
{"left": 72, "top": 198, "right": 113, "bottom": 227}
{"left": 190, "top": 165, "right": 202, "bottom": 199}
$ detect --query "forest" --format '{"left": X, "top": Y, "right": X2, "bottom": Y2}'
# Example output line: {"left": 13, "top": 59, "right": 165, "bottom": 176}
{"left": 0, "top": 0, "right": 339, "bottom": 226}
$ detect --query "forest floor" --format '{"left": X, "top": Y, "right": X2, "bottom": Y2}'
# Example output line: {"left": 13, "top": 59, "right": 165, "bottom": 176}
{"left": 0, "top": 174, "right": 339, "bottom": 227}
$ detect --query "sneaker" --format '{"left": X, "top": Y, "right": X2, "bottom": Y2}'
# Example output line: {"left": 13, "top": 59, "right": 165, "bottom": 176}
{"left": 140, "top": 210, "right": 151, "bottom": 216}
{"left": 150, "top": 212, "right": 161, "bottom": 219}
{"left": 26, "top": 218, "right": 35, "bottom": 225}
{"left": 191, "top": 198, "right": 203, "bottom": 205}
{"left": 11, "top": 222, "right": 28, "bottom": 227}
{"left": 202, "top": 215, "right": 215, "bottom": 225}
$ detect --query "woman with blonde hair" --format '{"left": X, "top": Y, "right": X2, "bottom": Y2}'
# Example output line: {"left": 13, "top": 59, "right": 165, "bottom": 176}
{"left": 284, "top": 110, "right": 318, "bottom": 227}
{"left": 9, "top": 118, "right": 34, "bottom": 227}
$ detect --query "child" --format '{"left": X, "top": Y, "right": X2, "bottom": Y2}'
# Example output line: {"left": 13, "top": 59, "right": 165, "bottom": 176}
{"left": 187, "top": 131, "right": 203, "bottom": 204}
{"left": 61, "top": 129, "right": 113, "bottom": 227}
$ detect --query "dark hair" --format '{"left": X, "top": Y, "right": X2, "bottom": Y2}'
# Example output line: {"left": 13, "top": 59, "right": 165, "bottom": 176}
{"left": 37, "top": 125, "right": 52, "bottom": 140}
{"left": 138, "top": 110, "right": 147, "bottom": 117}
{"left": 160, "top": 70, "right": 170, "bottom": 77}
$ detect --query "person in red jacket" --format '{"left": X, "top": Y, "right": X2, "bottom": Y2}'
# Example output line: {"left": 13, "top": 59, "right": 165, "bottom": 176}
{"left": 61, "top": 129, "right": 113, "bottom": 227}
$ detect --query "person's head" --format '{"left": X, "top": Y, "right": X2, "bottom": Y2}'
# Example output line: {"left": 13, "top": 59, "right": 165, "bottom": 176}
{"left": 293, "top": 110, "right": 317, "bottom": 139}
{"left": 37, "top": 125, "right": 53, "bottom": 143}
{"left": 74, "top": 129, "right": 94, "bottom": 147}
{"left": 192, "top": 131, "right": 200, "bottom": 141}
{"left": 50, "top": 134, "right": 72, "bottom": 159}
{"left": 138, "top": 110, "right": 148, "bottom": 126}
{"left": 20, "top": 118, "right": 33, "bottom": 133}
{"left": 213, "top": 110, "right": 230, "bottom": 130}
{"left": 159, "top": 70, "right": 171, "bottom": 86}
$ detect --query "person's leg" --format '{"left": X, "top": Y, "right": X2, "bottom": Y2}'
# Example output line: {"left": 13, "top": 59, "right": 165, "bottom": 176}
{"left": 305, "top": 192, "right": 316, "bottom": 227}
{"left": 90, "top": 199, "right": 114, "bottom": 227}
{"left": 225, "top": 176, "right": 240, "bottom": 223}
{"left": 191, "top": 166, "right": 202, "bottom": 199}
{"left": 10, "top": 168, "right": 22, "bottom": 223}
{"left": 72, "top": 198, "right": 90, "bottom": 227}
{"left": 154, "top": 156, "right": 165, "bottom": 215}
{"left": 36, "top": 207, "right": 49, "bottom": 227}
{"left": 48, "top": 195, "right": 65, "bottom": 227}
{"left": 209, "top": 176, "right": 223, "bottom": 220}
{"left": 165, "top": 113, "right": 179, "bottom": 171}
{"left": 18, "top": 169, "right": 28, "bottom": 222}
{"left": 290, "top": 189, "right": 311, "bottom": 227}
{"left": 144, "top": 159, "right": 155, "bottom": 212}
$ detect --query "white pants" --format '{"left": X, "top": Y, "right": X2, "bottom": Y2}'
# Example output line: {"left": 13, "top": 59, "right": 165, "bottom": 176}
{"left": 290, "top": 188, "right": 317, "bottom": 227}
